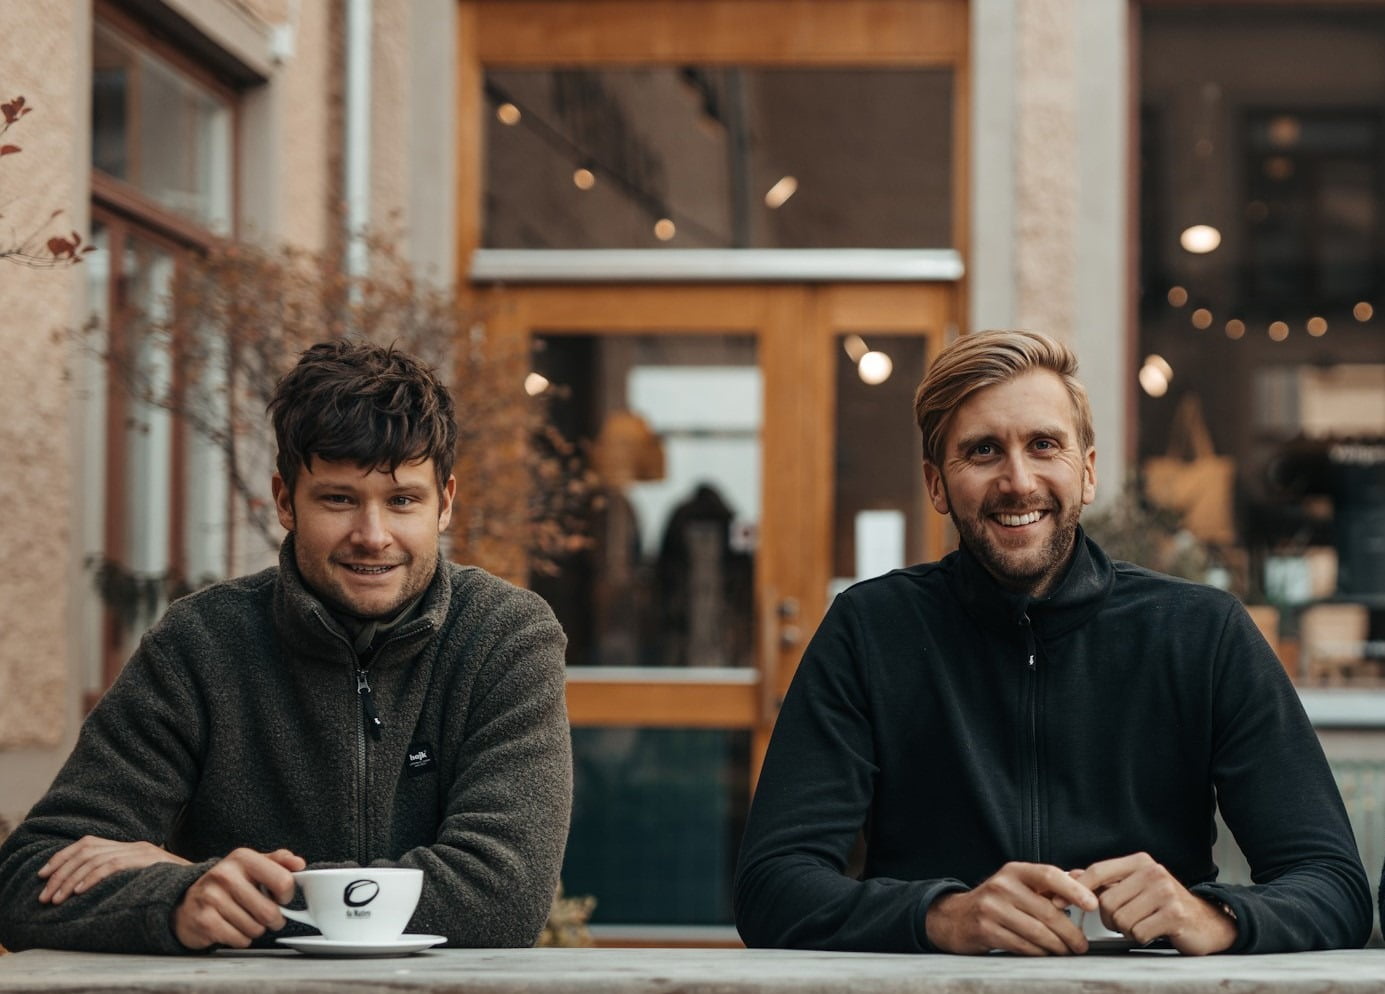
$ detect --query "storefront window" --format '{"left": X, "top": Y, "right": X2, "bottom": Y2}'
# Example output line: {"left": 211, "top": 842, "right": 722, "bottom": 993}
{"left": 1140, "top": 5, "right": 1385, "bottom": 688}
{"left": 484, "top": 68, "right": 953, "bottom": 249}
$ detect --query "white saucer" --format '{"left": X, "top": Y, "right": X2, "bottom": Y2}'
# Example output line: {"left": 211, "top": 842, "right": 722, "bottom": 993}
{"left": 277, "top": 934, "right": 446, "bottom": 957}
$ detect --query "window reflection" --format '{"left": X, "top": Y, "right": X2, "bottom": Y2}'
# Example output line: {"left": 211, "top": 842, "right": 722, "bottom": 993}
{"left": 92, "top": 23, "right": 232, "bottom": 233}
{"left": 532, "top": 335, "right": 759, "bottom": 668}
{"left": 485, "top": 68, "right": 952, "bottom": 249}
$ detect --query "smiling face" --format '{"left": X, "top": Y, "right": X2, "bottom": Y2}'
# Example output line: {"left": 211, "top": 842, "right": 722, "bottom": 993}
{"left": 273, "top": 457, "right": 456, "bottom": 619}
{"left": 923, "top": 368, "right": 1097, "bottom": 598}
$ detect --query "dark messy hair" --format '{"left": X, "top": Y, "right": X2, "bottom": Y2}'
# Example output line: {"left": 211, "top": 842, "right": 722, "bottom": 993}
{"left": 268, "top": 340, "right": 457, "bottom": 497}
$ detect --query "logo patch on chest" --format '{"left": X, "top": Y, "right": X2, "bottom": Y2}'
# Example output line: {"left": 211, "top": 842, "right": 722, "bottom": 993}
{"left": 405, "top": 741, "right": 437, "bottom": 778}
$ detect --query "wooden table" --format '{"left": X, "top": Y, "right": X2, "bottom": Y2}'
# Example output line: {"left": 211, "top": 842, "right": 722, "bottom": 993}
{"left": 2, "top": 947, "right": 1384, "bottom": 993}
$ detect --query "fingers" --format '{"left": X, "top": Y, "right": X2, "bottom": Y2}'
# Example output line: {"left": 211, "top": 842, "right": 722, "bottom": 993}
{"left": 925, "top": 862, "right": 1095, "bottom": 956}
{"left": 1079, "top": 852, "right": 1235, "bottom": 954}
{"left": 173, "top": 848, "right": 305, "bottom": 950}
{"left": 38, "top": 837, "right": 190, "bottom": 905}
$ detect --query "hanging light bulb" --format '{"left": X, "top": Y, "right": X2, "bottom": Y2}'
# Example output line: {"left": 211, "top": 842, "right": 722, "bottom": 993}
{"left": 496, "top": 102, "right": 521, "bottom": 126}
{"left": 523, "top": 372, "right": 550, "bottom": 396}
{"left": 1179, "top": 224, "right": 1222, "bottom": 254}
{"left": 857, "top": 351, "right": 893, "bottom": 385}
{"left": 653, "top": 218, "right": 676, "bottom": 241}
{"left": 573, "top": 166, "right": 595, "bottom": 190}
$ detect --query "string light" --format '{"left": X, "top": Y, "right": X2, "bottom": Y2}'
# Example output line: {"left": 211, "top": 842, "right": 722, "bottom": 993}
{"left": 1307, "top": 316, "right": 1328, "bottom": 337}
{"left": 1355, "top": 302, "right": 1374, "bottom": 322}
{"left": 1225, "top": 319, "right": 1246, "bottom": 340}
{"left": 653, "top": 218, "right": 676, "bottom": 241}
{"left": 1268, "top": 321, "right": 1290, "bottom": 342}
{"left": 1168, "top": 286, "right": 1189, "bottom": 307}
{"left": 572, "top": 167, "right": 595, "bottom": 190}
{"left": 1191, "top": 308, "right": 1213, "bottom": 329}
{"left": 523, "top": 372, "right": 550, "bottom": 396}
{"left": 496, "top": 103, "right": 521, "bottom": 126}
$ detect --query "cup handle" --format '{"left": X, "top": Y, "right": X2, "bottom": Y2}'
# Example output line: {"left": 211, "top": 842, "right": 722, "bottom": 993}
{"left": 279, "top": 905, "right": 315, "bottom": 927}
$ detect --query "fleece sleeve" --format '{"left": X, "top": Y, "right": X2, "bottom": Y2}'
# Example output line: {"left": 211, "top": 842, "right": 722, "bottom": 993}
{"left": 1192, "top": 603, "right": 1373, "bottom": 952}
{"left": 733, "top": 595, "right": 966, "bottom": 952}
{"left": 391, "top": 586, "right": 573, "bottom": 947}
{"left": 0, "top": 630, "right": 212, "bottom": 954}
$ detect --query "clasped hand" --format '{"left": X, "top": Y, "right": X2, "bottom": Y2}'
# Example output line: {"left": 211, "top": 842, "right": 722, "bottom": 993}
{"left": 39, "top": 836, "right": 307, "bottom": 949}
{"left": 924, "top": 853, "right": 1237, "bottom": 956}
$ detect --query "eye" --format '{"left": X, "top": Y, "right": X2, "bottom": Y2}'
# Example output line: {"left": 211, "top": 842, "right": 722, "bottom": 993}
{"left": 388, "top": 495, "right": 419, "bottom": 508}
{"left": 1032, "top": 438, "right": 1058, "bottom": 452}
{"left": 323, "top": 493, "right": 353, "bottom": 505}
{"left": 970, "top": 442, "right": 996, "bottom": 458}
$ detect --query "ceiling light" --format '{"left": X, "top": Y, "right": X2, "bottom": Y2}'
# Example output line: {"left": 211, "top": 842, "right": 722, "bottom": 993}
{"left": 1138, "top": 363, "right": 1169, "bottom": 398}
{"left": 764, "top": 176, "right": 798, "bottom": 209}
{"left": 857, "top": 351, "right": 893, "bottom": 385}
{"left": 1179, "top": 225, "right": 1221, "bottom": 254}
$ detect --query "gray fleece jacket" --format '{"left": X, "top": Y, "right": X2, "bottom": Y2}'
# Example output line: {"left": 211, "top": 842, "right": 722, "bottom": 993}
{"left": 0, "top": 539, "right": 572, "bottom": 953}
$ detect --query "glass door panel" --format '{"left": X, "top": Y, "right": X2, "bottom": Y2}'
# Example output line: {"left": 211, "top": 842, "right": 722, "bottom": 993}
{"left": 531, "top": 333, "right": 759, "bottom": 669}
{"left": 831, "top": 333, "right": 930, "bottom": 593}
{"left": 564, "top": 727, "right": 750, "bottom": 929}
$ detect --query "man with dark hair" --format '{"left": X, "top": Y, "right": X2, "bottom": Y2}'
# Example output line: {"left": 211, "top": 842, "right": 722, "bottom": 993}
{"left": 0, "top": 341, "right": 572, "bottom": 953}
{"left": 735, "top": 330, "right": 1371, "bottom": 956}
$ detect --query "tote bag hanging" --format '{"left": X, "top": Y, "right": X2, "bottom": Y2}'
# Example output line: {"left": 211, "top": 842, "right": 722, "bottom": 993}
{"left": 1143, "top": 394, "right": 1237, "bottom": 545}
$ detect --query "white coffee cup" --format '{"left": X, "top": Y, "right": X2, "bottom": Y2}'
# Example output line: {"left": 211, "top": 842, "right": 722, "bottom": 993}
{"left": 279, "top": 867, "right": 423, "bottom": 943}
{"left": 1067, "top": 905, "right": 1133, "bottom": 946}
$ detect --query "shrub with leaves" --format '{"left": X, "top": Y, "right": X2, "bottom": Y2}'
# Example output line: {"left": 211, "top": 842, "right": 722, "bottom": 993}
{"left": 86, "top": 233, "right": 594, "bottom": 588}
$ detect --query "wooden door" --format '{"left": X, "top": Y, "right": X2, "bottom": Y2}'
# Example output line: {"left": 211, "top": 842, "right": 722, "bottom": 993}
{"left": 458, "top": 0, "right": 967, "bottom": 940}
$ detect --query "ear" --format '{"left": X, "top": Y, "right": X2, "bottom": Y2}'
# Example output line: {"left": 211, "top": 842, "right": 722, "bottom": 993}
{"left": 272, "top": 473, "right": 296, "bottom": 532}
{"left": 923, "top": 461, "right": 951, "bottom": 515}
{"left": 1082, "top": 447, "right": 1098, "bottom": 506}
{"left": 437, "top": 474, "right": 457, "bottom": 532}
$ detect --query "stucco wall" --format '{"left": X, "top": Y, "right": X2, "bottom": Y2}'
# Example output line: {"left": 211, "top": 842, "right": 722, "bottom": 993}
{"left": 0, "top": 5, "right": 83, "bottom": 755}
{"left": 0, "top": 5, "right": 87, "bottom": 833}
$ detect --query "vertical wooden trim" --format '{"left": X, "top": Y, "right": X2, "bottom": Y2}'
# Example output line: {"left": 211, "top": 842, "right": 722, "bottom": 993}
{"left": 456, "top": 2, "right": 483, "bottom": 280}
{"left": 102, "top": 218, "right": 130, "bottom": 691}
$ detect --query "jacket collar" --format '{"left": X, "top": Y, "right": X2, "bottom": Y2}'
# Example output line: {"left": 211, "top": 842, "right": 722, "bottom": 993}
{"left": 272, "top": 533, "right": 451, "bottom": 666}
{"left": 947, "top": 526, "right": 1113, "bottom": 637}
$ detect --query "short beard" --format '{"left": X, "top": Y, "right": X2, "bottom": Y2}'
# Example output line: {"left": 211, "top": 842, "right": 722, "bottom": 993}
{"left": 947, "top": 489, "right": 1083, "bottom": 598}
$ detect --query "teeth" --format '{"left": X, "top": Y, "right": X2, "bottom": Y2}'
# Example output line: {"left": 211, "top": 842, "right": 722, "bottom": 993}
{"left": 997, "top": 511, "right": 1042, "bottom": 527}
{"left": 348, "top": 565, "right": 394, "bottom": 574}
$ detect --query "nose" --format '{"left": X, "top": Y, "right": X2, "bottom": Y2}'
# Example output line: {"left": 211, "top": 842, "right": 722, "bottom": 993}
{"left": 999, "top": 452, "right": 1038, "bottom": 495}
{"left": 351, "top": 505, "right": 391, "bottom": 551}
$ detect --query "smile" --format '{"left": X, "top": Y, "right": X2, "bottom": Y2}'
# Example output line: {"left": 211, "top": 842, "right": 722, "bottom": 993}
{"left": 995, "top": 510, "right": 1044, "bottom": 527}
{"left": 342, "top": 564, "right": 398, "bottom": 575}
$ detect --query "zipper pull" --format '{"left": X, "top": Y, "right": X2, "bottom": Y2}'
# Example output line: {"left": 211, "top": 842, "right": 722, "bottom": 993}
{"left": 357, "top": 669, "right": 383, "bottom": 740}
{"left": 1020, "top": 612, "right": 1036, "bottom": 669}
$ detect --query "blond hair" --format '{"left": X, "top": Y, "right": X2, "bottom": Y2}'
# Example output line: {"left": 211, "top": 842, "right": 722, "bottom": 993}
{"left": 914, "top": 330, "right": 1094, "bottom": 466}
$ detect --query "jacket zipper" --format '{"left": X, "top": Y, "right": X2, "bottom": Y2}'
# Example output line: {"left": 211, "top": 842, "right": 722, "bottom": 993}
{"left": 312, "top": 608, "right": 423, "bottom": 865}
{"left": 1020, "top": 612, "right": 1041, "bottom": 862}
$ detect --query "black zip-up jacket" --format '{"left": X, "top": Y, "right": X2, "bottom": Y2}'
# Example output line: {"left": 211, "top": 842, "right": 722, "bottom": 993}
{"left": 735, "top": 532, "right": 1372, "bottom": 953}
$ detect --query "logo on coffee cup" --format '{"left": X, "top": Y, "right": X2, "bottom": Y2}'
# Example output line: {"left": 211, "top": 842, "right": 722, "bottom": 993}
{"left": 344, "top": 879, "right": 380, "bottom": 915}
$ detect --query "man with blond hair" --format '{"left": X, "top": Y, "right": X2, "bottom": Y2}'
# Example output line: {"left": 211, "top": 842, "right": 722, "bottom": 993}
{"left": 736, "top": 330, "right": 1370, "bottom": 956}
